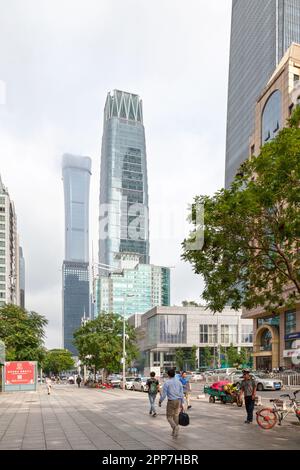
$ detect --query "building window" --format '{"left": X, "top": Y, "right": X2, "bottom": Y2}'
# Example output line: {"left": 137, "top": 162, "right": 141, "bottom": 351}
{"left": 257, "top": 315, "right": 280, "bottom": 328}
{"left": 241, "top": 324, "right": 253, "bottom": 343}
{"left": 221, "top": 325, "right": 238, "bottom": 345}
{"left": 260, "top": 329, "right": 272, "bottom": 351}
{"left": 199, "top": 324, "right": 217, "bottom": 344}
{"left": 151, "top": 314, "right": 187, "bottom": 344}
{"left": 294, "top": 74, "right": 299, "bottom": 84}
{"left": 285, "top": 310, "right": 296, "bottom": 335}
{"left": 261, "top": 90, "right": 281, "bottom": 144}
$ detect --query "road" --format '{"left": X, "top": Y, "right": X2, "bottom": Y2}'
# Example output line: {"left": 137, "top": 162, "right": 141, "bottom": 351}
{"left": 0, "top": 384, "right": 299, "bottom": 450}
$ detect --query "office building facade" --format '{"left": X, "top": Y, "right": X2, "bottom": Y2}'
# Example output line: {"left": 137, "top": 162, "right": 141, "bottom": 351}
{"left": 242, "top": 43, "right": 300, "bottom": 371}
{"left": 62, "top": 154, "right": 91, "bottom": 354}
{"left": 129, "top": 306, "right": 253, "bottom": 372}
{"left": 19, "top": 246, "right": 25, "bottom": 309}
{"left": 96, "top": 254, "right": 170, "bottom": 318}
{"left": 99, "top": 90, "right": 150, "bottom": 271}
{"left": 0, "top": 176, "right": 20, "bottom": 307}
{"left": 225, "top": 0, "right": 300, "bottom": 187}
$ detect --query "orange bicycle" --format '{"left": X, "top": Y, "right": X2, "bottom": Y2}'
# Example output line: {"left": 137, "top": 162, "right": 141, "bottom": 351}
{"left": 256, "top": 390, "right": 300, "bottom": 429}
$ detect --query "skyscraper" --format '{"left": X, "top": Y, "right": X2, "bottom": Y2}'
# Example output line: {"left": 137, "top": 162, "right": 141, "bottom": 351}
{"left": 99, "top": 90, "right": 150, "bottom": 271}
{"left": 96, "top": 254, "right": 170, "bottom": 318}
{"left": 0, "top": 175, "right": 20, "bottom": 307}
{"left": 62, "top": 154, "right": 91, "bottom": 354}
{"left": 225, "top": 0, "right": 300, "bottom": 187}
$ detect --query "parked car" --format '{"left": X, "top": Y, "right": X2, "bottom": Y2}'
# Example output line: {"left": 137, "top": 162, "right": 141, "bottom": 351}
{"left": 190, "top": 373, "right": 203, "bottom": 382}
{"left": 229, "top": 372, "right": 283, "bottom": 391}
{"left": 132, "top": 377, "right": 149, "bottom": 392}
{"left": 121, "top": 377, "right": 136, "bottom": 390}
{"left": 68, "top": 375, "right": 75, "bottom": 384}
{"left": 108, "top": 376, "right": 122, "bottom": 388}
{"left": 212, "top": 368, "right": 238, "bottom": 376}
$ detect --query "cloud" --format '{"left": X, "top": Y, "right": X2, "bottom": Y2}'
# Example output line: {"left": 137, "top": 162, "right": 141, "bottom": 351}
{"left": 0, "top": 0, "right": 231, "bottom": 348}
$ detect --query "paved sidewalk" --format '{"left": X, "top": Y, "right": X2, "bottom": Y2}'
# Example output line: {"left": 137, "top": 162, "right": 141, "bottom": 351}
{"left": 0, "top": 385, "right": 299, "bottom": 450}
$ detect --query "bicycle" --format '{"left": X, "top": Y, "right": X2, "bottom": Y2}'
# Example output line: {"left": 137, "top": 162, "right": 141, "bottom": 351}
{"left": 256, "top": 390, "right": 300, "bottom": 429}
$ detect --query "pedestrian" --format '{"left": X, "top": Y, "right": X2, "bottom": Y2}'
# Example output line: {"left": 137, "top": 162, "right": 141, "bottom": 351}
{"left": 179, "top": 371, "right": 192, "bottom": 410}
{"left": 146, "top": 372, "right": 160, "bottom": 417}
{"left": 158, "top": 369, "right": 184, "bottom": 438}
{"left": 76, "top": 375, "right": 82, "bottom": 388}
{"left": 239, "top": 369, "right": 256, "bottom": 424}
{"left": 45, "top": 377, "right": 52, "bottom": 395}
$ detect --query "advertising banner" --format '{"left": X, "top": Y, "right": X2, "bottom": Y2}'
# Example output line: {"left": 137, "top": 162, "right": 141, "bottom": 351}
{"left": 3, "top": 361, "right": 37, "bottom": 392}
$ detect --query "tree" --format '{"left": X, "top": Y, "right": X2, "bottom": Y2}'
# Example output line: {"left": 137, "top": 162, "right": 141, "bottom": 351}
{"left": 175, "top": 348, "right": 185, "bottom": 370}
{"left": 0, "top": 304, "right": 47, "bottom": 364}
{"left": 187, "top": 345, "right": 198, "bottom": 370}
{"left": 43, "top": 349, "right": 74, "bottom": 375}
{"left": 73, "top": 313, "right": 138, "bottom": 379}
{"left": 181, "top": 300, "right": 201, "bottom": 307}
{"left": 226, "top": 345, "right": 239, "bottom": 367}
{"left": 183, "top": 110, "right": 300, "bottom": 314}
{"left": 202, "top": 347, "right": 213, "bottom": 368}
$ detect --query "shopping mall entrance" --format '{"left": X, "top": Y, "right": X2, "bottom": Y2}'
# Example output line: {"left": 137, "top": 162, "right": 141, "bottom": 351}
{"left": 256, "top": 356, "right": 272, "bottom": 371}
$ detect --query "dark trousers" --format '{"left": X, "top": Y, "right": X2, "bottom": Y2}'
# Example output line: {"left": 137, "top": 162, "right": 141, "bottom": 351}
{"left": 245, "top": 396, "right": 255, "bottom": 422}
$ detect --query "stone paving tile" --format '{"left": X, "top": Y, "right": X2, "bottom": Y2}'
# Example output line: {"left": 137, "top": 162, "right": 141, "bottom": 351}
{"left": 0, "top": 386, "right": 300, "bottom": 450}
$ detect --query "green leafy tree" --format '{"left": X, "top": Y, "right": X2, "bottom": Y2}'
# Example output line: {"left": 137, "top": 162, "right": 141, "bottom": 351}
{"left": 0, "top": 304, "right": 47, "bottom": 364}
{"left": 202, "top": 346, "right": 213, "bottom": 367}
{"left": 187, "top": 345, "right": 198, "bottom": 370}
{"left": 226, "top": 344, "right": 239, "bottom": 367}
{"left": 175, "top": 348, "right": 185, "bottom": 370}
{"left": 181, "top": 300, "right": 201, "bottom": 307}
{"left": 183, "top": 110, "right": 300, "bottom": 313}
{"left": 43, "top": 349, "right": 74, "bottom": 375}
{"left": 238, "top": 347, "right": 252, "bottom": 368}
{"left": 73, "top": 313, "right": 138, "bottom": 379}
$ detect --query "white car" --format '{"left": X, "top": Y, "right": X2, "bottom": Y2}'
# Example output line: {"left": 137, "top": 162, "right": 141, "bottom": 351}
{"left": 229, "top": 372, "right": 283, "bottom": 391}
{"left": 123, "top": 377, "right": 136, "bottom": 390}
{"left": 132, "top": 377, "right": 149, "bottom": 392}
{"left": 190, "top": 373, "right": 203, "bottom": 382}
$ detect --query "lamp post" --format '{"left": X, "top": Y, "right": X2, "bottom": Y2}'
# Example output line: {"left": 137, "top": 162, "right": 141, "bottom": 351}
{"left": 122, "top": 293, "right": 134, "bottom": 390}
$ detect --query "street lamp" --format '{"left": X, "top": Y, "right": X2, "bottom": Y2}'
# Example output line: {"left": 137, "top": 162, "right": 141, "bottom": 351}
{"left": 122, "top": 293, "right": 134, "bottom": 391}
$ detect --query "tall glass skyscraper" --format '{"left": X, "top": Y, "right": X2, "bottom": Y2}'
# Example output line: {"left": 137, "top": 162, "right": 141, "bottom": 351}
{"left": 62, "top": 154, "right": 91, "bottom": 354}
{"left": 99, "top": 90, "right": 150, "bottom": 270}
{"left": 96, "top": 254, "right": 170, "bottom": 319}
{"left": 225, "top": 0, "right": 300, "bottom": 187}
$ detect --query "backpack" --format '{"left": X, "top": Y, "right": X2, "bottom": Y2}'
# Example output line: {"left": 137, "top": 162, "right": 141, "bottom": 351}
{"left": 149, "top": 379, "right": 158, "bottom": 394}
{"left": 179, "top": 411, "right": 190, "bottom": 427}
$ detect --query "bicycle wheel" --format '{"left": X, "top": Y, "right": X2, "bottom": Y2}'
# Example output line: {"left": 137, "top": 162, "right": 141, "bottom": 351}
{"left": 256, "top": 408, "right": 277, "bottom": 429}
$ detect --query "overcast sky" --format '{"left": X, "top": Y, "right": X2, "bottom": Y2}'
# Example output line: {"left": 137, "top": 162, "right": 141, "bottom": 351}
{"left": 0, "top": 0, "right": 232, "bottom": 348}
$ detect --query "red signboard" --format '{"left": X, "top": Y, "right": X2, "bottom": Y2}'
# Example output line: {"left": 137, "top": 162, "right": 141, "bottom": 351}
{"left": 5, "top": 361, "right": 35, "bottom": 385}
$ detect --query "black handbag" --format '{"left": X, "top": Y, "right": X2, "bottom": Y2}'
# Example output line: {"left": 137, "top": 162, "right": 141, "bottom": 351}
{"left": 178, "top": 411, "right": 190, "bottom": 426}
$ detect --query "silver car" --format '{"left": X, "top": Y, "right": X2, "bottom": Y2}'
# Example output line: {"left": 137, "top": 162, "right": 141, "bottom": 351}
{"left": 229, "top": 372, "right": 283, "bottom": 391}
{"left": 132, "top": 377, "right": 149, "bottom": 392}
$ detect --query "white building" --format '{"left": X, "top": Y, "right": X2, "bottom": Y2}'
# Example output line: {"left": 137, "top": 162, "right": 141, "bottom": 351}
{"left": 129, "top": 306, "right": 253, "bottom": 371}
{"left": 0, "top": 176, "right": 20, "bottom": 307}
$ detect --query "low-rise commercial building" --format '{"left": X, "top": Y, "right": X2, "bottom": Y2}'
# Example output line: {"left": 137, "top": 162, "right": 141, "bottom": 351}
{"left": 129, "top": 306, "right": 253, "bottom": 371}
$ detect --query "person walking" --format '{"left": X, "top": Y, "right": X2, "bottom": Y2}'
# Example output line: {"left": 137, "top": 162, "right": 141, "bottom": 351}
{"left": 76, "top": 375, "right": 82, "bottom": 388}
{"left": 239, "top": 369, "right": 256, "bottom": 424}
{"left": 159, "top": 369, "right": 184, "bottom": 438}
{"left": 45, "top": 377, "right": 52, "bottom": 395}
{"left": 146, "top": 372, "right": 160, "bottom": 417}
{"left": 180, "top": 371, "right": 192, "bottom": 410}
